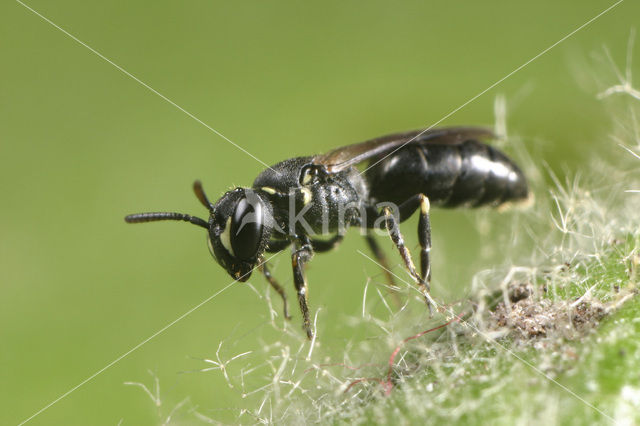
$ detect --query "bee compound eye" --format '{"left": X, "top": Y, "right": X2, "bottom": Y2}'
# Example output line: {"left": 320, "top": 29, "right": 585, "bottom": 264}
{"left": 230, "top": 197, "right": 263, "bottom": 260}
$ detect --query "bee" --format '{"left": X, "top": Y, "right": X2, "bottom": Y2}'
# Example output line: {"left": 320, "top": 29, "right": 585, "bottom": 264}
{"left": 125, "top": 127, "right": 529, "bottom": 338}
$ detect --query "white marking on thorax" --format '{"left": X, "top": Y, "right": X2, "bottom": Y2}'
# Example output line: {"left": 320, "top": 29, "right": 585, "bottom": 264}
{"left": 300, "top": 187, "right": 312, "bottom": 205}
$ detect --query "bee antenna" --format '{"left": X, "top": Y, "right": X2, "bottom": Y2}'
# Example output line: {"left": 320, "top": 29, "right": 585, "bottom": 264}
{"left": 124, "top": 212, "right": 209, "bottom": 229}
{"left": 193, "top": 180, "right": 215, "bottom": 211}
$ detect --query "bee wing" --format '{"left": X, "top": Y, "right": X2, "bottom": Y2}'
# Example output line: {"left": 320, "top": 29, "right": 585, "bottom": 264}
{"left": 313, "top": 127, "right": 495, "bottom": 173}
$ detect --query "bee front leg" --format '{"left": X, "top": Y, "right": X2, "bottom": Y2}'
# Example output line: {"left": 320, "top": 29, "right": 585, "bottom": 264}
{"left": 265, "top": 239, "right": 291, "bottom": 253}
{"left": 291, "top": 239, "right": 314, "bottom": 339}
{"left": 310, "top": 234, "right": 344, "bottom": 253}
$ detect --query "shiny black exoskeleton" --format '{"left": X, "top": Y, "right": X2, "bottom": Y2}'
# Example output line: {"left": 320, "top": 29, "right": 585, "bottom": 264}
{"left": 125, "top": 127, "right": 529, "bottom": 339}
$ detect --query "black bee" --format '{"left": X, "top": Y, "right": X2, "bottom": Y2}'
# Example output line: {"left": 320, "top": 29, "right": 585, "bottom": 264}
{"left": 125, "top": 127, "right": 529, "bottom": 338}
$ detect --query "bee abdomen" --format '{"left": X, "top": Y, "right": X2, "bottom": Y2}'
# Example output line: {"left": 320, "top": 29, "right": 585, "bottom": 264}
{"left": 443, "top": 141, "right": 528, "bottom": 207}
{"left": 365, "top": 140, "right": 528, "bottom": 209}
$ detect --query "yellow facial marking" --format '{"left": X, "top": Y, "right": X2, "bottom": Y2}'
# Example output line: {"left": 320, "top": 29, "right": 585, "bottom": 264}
{"left": 207, "top": 235, "right": 215, "bottom": 256}
{"left": 219, "top": 217, "right": 234, "bottom": 256}
{"left": 261, "top": 186, "right": 277, "bottom": 194}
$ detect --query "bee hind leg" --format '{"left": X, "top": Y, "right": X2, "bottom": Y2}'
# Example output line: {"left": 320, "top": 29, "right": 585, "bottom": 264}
{"left": 381, "top": 194, "right": 434, "bottom": 313}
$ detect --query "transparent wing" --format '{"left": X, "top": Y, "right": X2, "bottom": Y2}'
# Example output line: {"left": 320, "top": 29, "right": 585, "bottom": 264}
{"left": 313, "top": 127, "right": 494, "bottom": 173}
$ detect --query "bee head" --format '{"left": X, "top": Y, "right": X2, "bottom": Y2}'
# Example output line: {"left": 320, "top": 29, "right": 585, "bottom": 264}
{"left": 125, "top": 181, "right": 273, "bottom": 282}
{"left": 207, "top": 187, "right": 273, "bottom": 281}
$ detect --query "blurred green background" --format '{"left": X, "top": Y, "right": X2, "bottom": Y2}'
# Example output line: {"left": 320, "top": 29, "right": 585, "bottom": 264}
{"left": 1, "top": 0, "right": 638, "bottom": 424}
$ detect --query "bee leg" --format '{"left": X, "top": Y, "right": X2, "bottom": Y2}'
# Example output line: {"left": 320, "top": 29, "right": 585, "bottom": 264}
{"left": 382, "top": 196, "right": 433, "bottom": 312}
{"left": 364, "top": 233, "right": 397, "bottom": 288}
{"left": 365, "top": 232, "right": 403, "bottom": 307}
{"left": 415, "top": 195, "right": 432, "bottom": 293}
{"left": 265, "top": 239, "right": 291, "bottom": 253}
{"left": 292, "top": 240, "right": 314, "bottom": 339}
{"left": 310, "top": 234, "right": 344, "bottom": 253}
{"left": 259, "top": 261, "right": 291, "bottom": 320}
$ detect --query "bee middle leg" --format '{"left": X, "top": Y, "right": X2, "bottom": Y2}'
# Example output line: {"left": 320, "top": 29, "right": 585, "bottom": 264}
{"left": 381, "top": 194, "right": 433, "bottom": 311}
{"left": 364, "top": 233, "right": 397, "bottom": 288}
{"left": 259, "top": 261, "right": 291, "bottom": 320}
